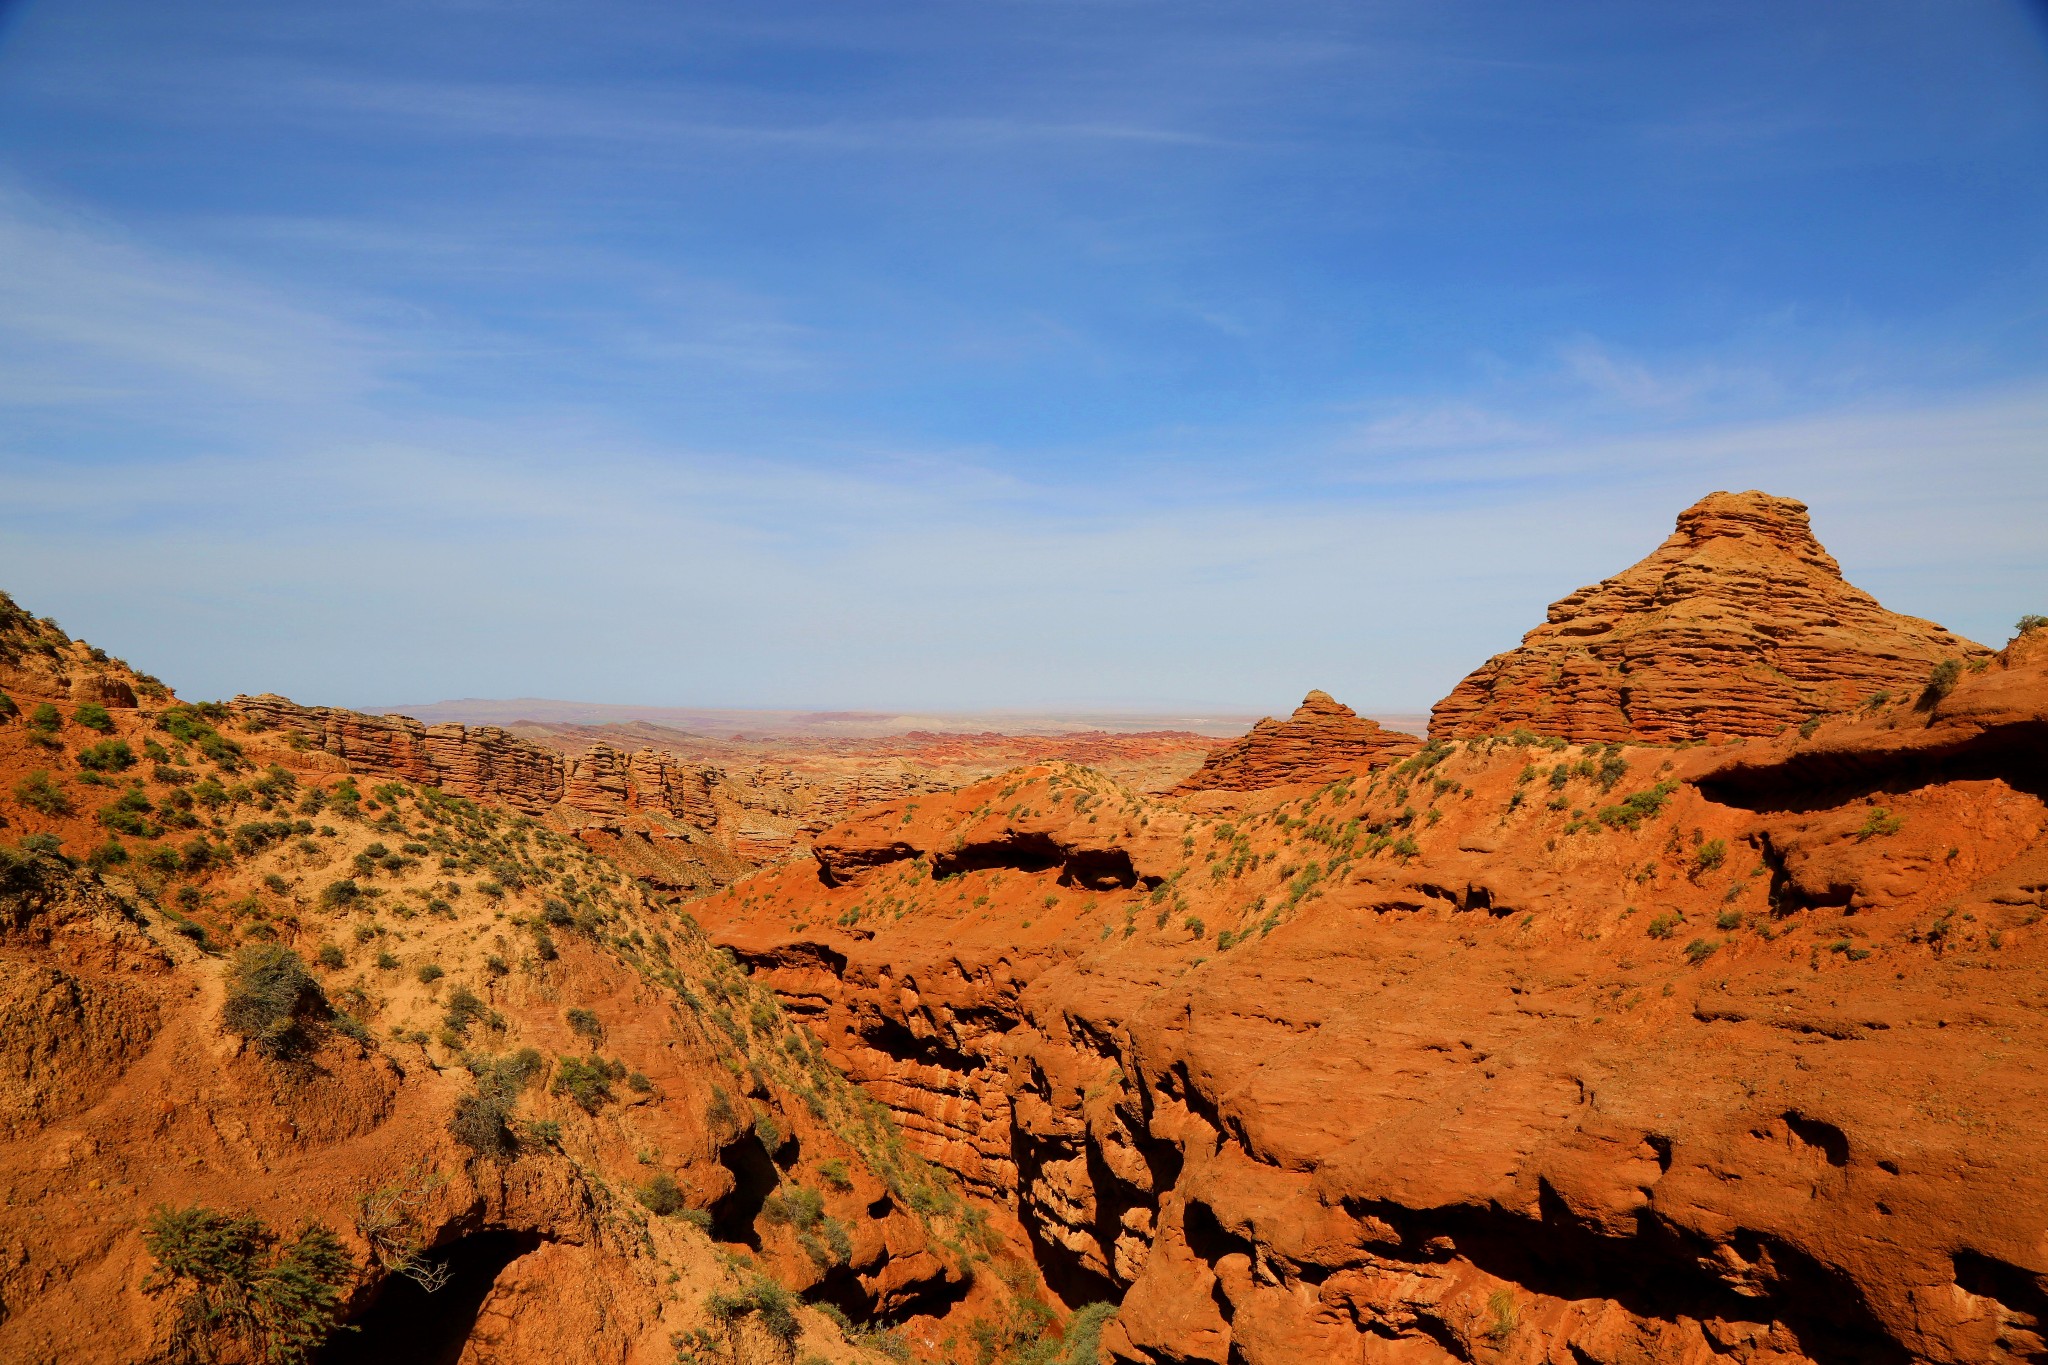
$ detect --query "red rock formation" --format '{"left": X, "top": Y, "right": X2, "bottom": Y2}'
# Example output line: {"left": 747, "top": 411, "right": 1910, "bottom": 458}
{"left": 1430, "top": 490, "right": 1990, "bottom": 743}
{"left": 698, "top": 636, "right": 2048, "bottom": 1365}
{"left": 1172, "top": 690, "right": 1418, "bottom": 794}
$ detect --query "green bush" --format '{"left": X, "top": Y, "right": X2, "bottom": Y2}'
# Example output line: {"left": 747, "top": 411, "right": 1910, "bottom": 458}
{"left": 141, "top": 1204, "right": 352, "bottom": 1365}
{"left": 565, "top": 1006, "right": 604, "bottom": 1041}
{"left": 0, "top": 690, "right": 14, "bottom": 722}
{"left": 1692, "top": 839, "right": 1727, "bottom": 874}
{"left": 73, "top": 702, "right": 114, "bottom": 732}
{"left": 1683, "top": 938, "right": 1719, "bottom": 965}
{"left": 444, "top": 985, "right": 489, "bottom": 1035}
{"left": 315, "top": 943, "right": 345, "bottom": 970}
{"left": 762, "top": 1184, "right": 825, "bottom": 1231}
{"left": 1594, "top": 781, "right": 1679, "bottom": 832}
{"left": 450, "top": 1048, "right": 546, "bottom": 1158}
{"left": 553, "top": 1054, "right": 625, "bottom": 1113}
{"left": 76, "top": 738, "right": 135, "bottom": 772}
{"left": 86, "top": 838, "right": 128, "bottom": 873}
{"left": 99, "top": 786, "right": 158, "bottom": 837}
{"left": 1921, "top": 657, "right": 1963, "bottom": 706}
{"left": 817, "top": 1158, "right": 853, "bottom": 1191}
{"left": 27, "top": 702, "right": 60, "bottom": 732}
{"left": 636, "top": 1173, "right": 687, "bottom": 1215}
{"left": 221, "top": 944, "right": 327, "bottom": 1060}
{"left": 2018, "top": 614, "right": 2047, "bottom": 636}
{"left": 416, "top": 963, "right": 445, "bottom": 984}
{"left": 13, "top": 769, "right": 72, "bottom": 816}
{"left": 1645, "top": 913, "right": 1682, "bottom": 940}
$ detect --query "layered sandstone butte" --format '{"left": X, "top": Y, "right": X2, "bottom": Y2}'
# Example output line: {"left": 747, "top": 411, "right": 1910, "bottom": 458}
{"left": 1171, "top": 690, "right": 1418, "bottom": 794}
{"left": 1430, "top": 490, "right": 1989, "bottom": 743}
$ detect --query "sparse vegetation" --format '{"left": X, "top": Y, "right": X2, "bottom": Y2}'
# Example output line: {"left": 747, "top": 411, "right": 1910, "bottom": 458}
{"left": 72, "top": 701, "right": 114, "bottom": 732}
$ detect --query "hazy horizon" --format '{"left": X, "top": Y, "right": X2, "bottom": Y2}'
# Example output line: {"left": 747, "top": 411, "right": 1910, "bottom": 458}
{"left": 1, "top": 1, "right": 2043, "bottom": 712}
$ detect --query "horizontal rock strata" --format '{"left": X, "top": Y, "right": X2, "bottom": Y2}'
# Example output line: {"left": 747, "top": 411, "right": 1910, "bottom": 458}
{"left": 1430, "top": 490, "right": 1990, "bottom": 744}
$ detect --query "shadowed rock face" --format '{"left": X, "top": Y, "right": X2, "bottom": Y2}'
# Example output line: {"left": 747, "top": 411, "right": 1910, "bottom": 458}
{"left": 1171, "top": 691, "right": 1419, "bottom": 795}
{"left": 1429, "top": 490, "right": 1990, "bottom": 744}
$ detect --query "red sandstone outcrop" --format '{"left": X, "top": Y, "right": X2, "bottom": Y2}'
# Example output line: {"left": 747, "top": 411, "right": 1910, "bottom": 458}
{"left": 1430, "top": 490, "right": 1989, "bottom": 743}
{"left": 700, "top": 635, "right": 2048, "bottom": 1364}
{"left": 1172, "top": 690, "right": 1418, "bottom": 794}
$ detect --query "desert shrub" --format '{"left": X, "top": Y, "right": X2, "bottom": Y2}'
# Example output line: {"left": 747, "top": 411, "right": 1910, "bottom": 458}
{"left": 158, "top": 705, "right": 244, "bottom": 770}
{"left": 141, "top": 1204, "right": 352, "bottom": 1365}
{"left": 319, "top": 879, "right": 361, "bottom": 910}
{"left": 0, "top": 690, "right": 14, "bottom": 722}
{"left": 1683, "top": 938, "right": 1719, "bottom": 965}
{"left": 76, "top": 738, "right": 135, "bottom": 772}
{"left": 553, "top": 1054, "right": 625, "bottom": 1113}
{"left": 565, "top": 1006, "right": 604, "bottom": 1041}
{"left": 1856, "top": 808, "right": 1905, "bottom": 841}
{"left": 627, "top": 1071, "right": 653, "bottom": 1093}
{"left": 817, "top": 1158, "right": 853, "bottom": 1191}
{"left": 73, "top": 702, "right": 114, "bottom": 732}
{"left": 13, "top": 769, "right": 72, "bottom": 816}
{"left": 443, "top": 985, "right": 489, "bottom": 1035}
{"left": 1692, "top": 839, "right": 1727, "bottom": 874}
{"left": 27, "top": 702, "right": 60, "bottom": 732}
{"left": 416, "top": 963, "right": 445, "bottom": 984}
{"left": 222, "top": 944, "right": 328, "bottom": 1060}
{"left": 2018, "top": 613, "right": 2047, "bottom": 635}
{"left": 762, "top": 1184, "right": 824, "bottom": 1231}
{"left": 375, "top": 951, "right": 399, "bottom": 971}
{"left": 1595, "top": 781, "right": 1679, "bottom": 832}
{"left": 450, "top": 1047, "right": 545, "bottom": 1158}
{"left": 636, "top": 1173, "right": 687, "bottom": 1215}
{"left": 450, "top": 1087, "right": 518, "bottom": 1159}
{"left": 85, "top": 838, "right": 128, "bottom": 873}
{"left": 314, "top": 943, "right": 345, "bottom": 970}
{"left": 1645, "top": 914, "right": 1682, "bottom": 940}
{"left": 99, "top": 786, "right": 158, "bottom": 837}
{"left": 1921, "top": 658, "right": 1963, "bottom": 706}
{"left": 1715, "top": 910, "right": 1743, "bottom": 930}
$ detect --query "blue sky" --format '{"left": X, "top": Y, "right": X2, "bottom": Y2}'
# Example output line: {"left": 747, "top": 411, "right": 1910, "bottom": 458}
{"left": 0, "top": 0, "right": 2044, "bottom": 713}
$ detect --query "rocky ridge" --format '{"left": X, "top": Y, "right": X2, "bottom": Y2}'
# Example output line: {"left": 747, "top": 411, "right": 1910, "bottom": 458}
{"left": 1430, "top": 490, "right": 1989, "bottom": 743}
{"left": 0, "top": 599, "right": 1076, "bottom": 1364}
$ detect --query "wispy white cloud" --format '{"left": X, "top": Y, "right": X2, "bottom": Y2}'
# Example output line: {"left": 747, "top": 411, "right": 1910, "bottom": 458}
{"left": 0, "top": 189, "right": 382, "bottom": 410}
